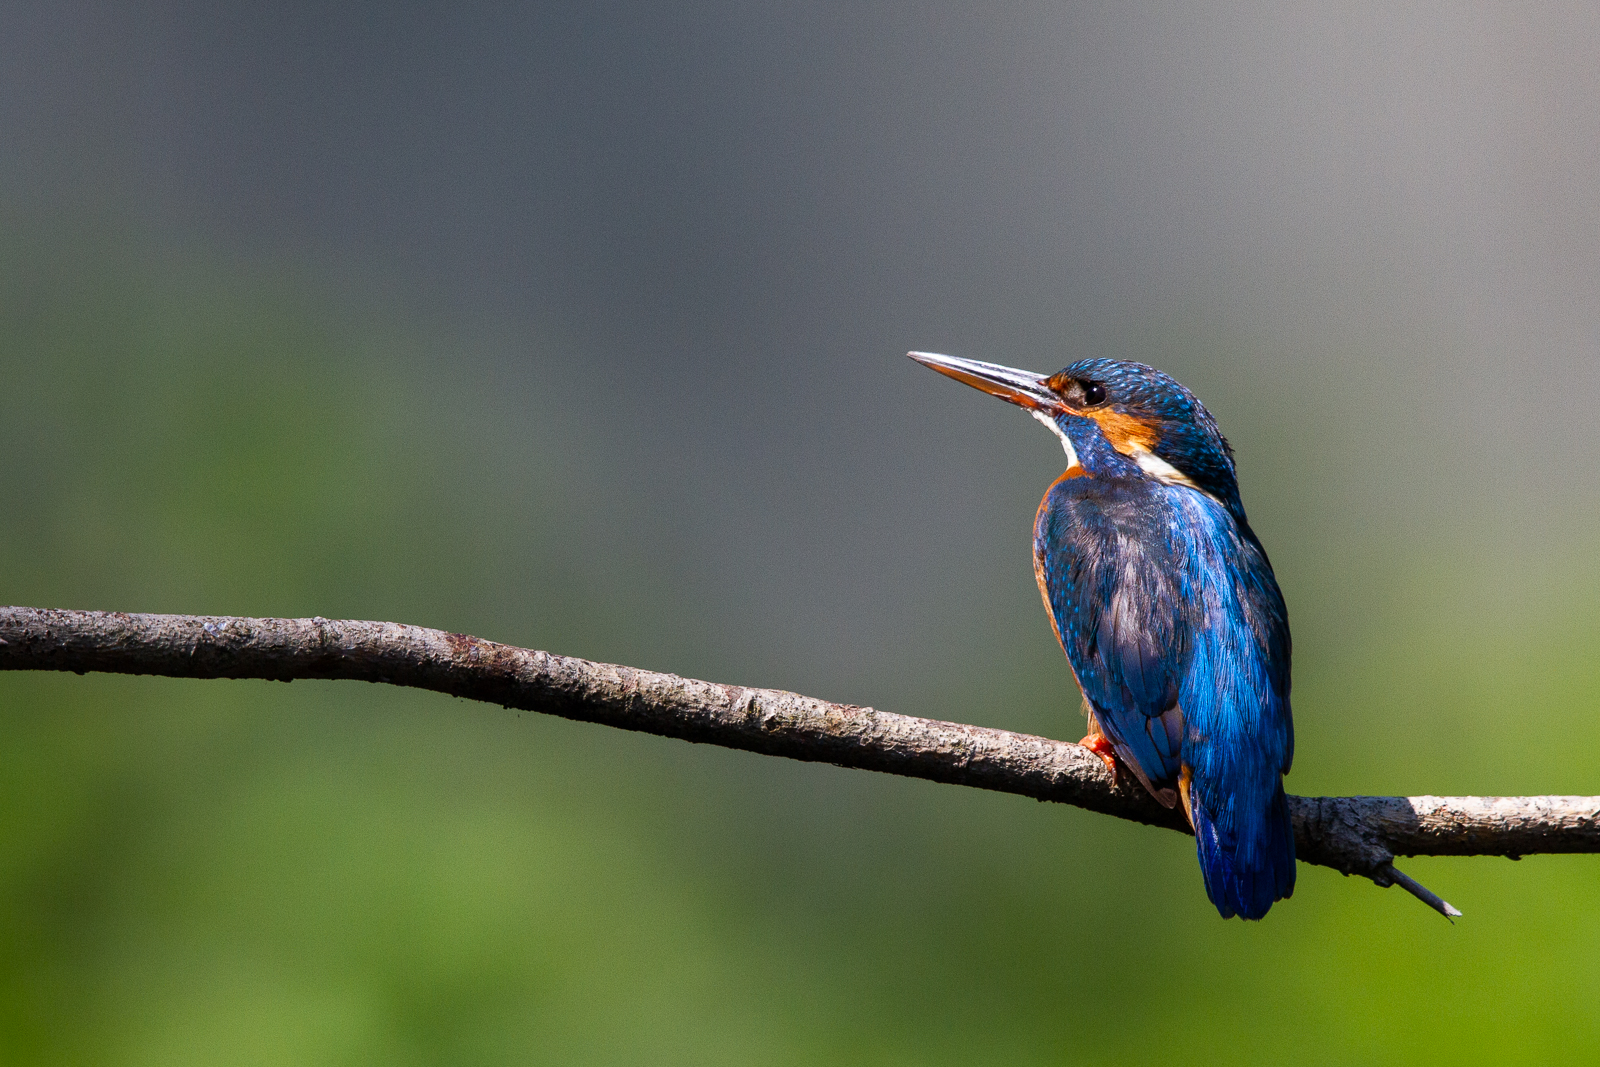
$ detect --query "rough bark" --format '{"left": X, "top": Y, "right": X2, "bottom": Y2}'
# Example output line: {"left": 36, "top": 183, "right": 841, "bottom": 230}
{"left": 6, "top": 606, "right": 1591, "bottom": 918}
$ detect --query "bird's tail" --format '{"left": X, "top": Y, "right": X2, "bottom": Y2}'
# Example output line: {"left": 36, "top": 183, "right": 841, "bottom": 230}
{"left": 1190, "top": 781, "right": 1296, "bottom": 920}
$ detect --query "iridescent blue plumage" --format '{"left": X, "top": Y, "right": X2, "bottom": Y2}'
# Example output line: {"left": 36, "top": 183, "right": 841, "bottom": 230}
{"left": 912, "top": 351, "right": 1295, "bottom": 919}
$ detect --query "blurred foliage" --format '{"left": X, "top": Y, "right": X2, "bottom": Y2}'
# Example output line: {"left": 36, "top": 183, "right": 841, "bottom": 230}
{"left": 2, "top": 219, "right": 1599, "bottom": 1065}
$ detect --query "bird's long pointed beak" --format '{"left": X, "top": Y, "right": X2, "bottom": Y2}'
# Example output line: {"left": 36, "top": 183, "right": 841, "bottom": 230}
{"left": 907, "top": 351, "right": 1062, "bottom": 413}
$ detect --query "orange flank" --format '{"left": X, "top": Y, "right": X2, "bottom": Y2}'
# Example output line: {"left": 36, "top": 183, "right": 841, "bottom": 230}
{"left": 1046, "top": 464, "right": 1089, "bottom": 487}
{"left": 1178, "top": 765, "right": 1196, "bottom": 830}
{"left": 1031, "top": 468, "right": 1085, "bottom": 656}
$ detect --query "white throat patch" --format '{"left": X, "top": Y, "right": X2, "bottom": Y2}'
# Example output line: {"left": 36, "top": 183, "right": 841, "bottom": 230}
{"left": 1030, "top": 409, "right": 1079, "bottom": 468}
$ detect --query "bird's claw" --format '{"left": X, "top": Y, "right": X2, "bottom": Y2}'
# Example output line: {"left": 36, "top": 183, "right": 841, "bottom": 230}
{"left": 1078, "top": 733, "right": 1119, "bottom": 780}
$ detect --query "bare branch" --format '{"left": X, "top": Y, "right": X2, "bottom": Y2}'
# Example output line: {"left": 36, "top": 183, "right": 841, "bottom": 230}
{"left": 5, "top": 606, "right": 1595, "bottom": 917}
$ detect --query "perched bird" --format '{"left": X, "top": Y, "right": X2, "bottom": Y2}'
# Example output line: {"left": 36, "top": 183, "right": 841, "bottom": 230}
{"left": 910, "top": 351, "right": 1294, "bottom": 919}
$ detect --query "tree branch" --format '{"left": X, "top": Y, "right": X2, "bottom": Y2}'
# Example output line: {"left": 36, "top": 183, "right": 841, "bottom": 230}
{"left": 5, "top": 606, "right": 1595, "bottom": 919}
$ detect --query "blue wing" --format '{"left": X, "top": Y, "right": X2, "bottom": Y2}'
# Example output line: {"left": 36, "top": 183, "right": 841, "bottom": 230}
{"left": 1034, "top": 473, "right": 1294, "bottom": 919}
{"left": 1166, "top": 487, "right": 1293, "bottom": 919}
{"left": 1033, "top": 473, "right": 1190, "bottom": 797}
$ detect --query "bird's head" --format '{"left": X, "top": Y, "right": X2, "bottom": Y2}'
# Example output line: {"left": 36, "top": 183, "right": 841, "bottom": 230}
{"left": 909, "top": 351, "right": 1243, "bottom": 516}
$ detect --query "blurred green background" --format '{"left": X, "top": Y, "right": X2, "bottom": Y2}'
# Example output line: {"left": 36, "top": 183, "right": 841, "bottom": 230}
{"left": 5, "top": 4, "right": 1600, "bottom": 1063}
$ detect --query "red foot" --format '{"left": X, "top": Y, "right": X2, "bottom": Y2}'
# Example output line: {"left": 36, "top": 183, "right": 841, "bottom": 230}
{"left": 1078, "top": 733, "right": 1118, "bottom": 779}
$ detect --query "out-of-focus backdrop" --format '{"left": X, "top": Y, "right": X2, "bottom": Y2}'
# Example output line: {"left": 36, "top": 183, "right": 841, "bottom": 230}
{"left": 4, "top": 3, "right": 1600, "bottom": 1063}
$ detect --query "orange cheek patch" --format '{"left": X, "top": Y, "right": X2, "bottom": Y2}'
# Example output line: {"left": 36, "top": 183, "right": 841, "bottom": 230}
{"left": 1090, "top": 409, "right": 1160, "bottom": 454}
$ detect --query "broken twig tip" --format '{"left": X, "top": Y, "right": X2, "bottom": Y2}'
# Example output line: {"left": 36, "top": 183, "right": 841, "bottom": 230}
{"left": 1383, "top": 864, "right": 1461, "bottom": 922}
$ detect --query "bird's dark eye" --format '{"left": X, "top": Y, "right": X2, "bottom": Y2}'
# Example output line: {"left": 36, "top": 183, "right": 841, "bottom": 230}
{"left": 1082, "top": 381, "right": 1107, "bottom": 406}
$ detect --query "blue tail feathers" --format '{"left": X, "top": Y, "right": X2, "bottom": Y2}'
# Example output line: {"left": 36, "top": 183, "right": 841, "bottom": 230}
{"left": 1191, "top": 783, "right": 1296, "bottom": 920}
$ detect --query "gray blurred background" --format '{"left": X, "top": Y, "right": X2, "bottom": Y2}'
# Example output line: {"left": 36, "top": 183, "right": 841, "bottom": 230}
{"left": 3, "top": 3, "right": 1599, "bottom": 1064}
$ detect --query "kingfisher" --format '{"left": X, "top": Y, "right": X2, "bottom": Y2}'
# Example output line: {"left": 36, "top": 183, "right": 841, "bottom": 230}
{"left": 910, "top": 350, "right": 1294, "bottom": 919}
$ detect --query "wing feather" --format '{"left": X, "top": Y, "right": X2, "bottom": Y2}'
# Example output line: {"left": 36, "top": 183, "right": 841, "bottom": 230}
{"left": 1034, "top": 478, "right": 1187, "bottom": 792}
